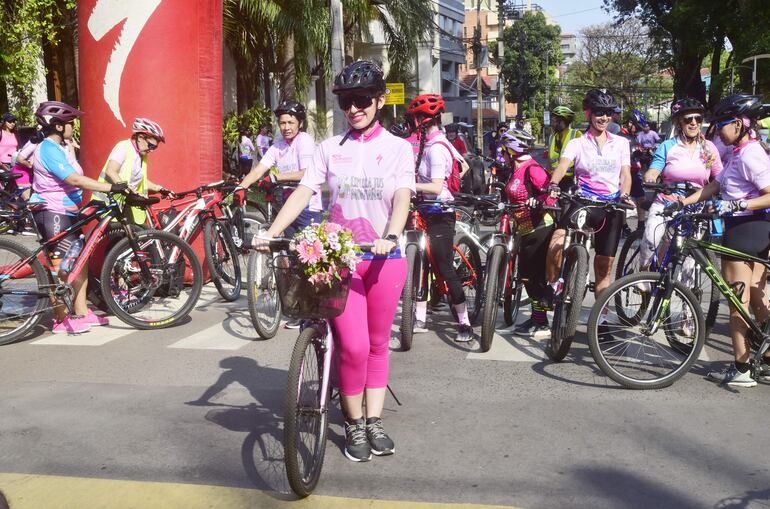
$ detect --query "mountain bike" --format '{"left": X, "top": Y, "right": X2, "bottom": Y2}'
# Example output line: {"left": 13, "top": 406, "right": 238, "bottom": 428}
{"left": 261, "top": 237, "right": 377, "bottom": 497}
{"left": 0, "top": 192, "right": 203, "bottom": 345}
{"left": 399, "top": 197, "right": 483, "bottom": 351}
{"left": 587, "top": 207, "right": 770, "bottom": 389}
{"left": 244, "top": 182, "right": 302, "bottom": 339}
{"left": 479, "top": 201, "right": 528, "bottom": 352}
{"left": 615, "top": 182, "right": 720, "bottom": 331}
{"left": 547, "top": 191, "right": 635, "bottom": 362}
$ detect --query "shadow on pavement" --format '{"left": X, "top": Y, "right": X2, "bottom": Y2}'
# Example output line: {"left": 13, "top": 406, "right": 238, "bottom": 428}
{"left": 185, "top": 356, "right": 294, "bottom": 499}
{"left": 715, "top": 488, "right": 770, "bottom": 509}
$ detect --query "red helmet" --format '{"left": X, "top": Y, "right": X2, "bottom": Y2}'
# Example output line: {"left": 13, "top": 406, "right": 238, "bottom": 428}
{"left": 35, "top": 101, "right": 83, "bottom": 127}
{"left": 407, "top": 94, "right": 445, "bottom": 126}
{"left": 132, "top": 117, "right": 165, "bottom": 142}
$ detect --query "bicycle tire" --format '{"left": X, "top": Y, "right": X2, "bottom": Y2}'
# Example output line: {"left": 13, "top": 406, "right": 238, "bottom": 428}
{"left": 454, "top": 235, "right": 483, "bottom": 325}
{"left": 587, "top": 271, "right": 705, "bottom": 389}
{"left": 100, "top": 229, "right": 203, "bottom": 329}
{"left": 454, "top": 206, "right": 479, "bottom": 237}
{"left": 399, "top": 243, "right": 419, "bottom": 352}
{"left": 503, "top": 252, "right": 522, "bottom": 327}
{"left": 548, "top": 245, "right": 588, "bottom": 362}
{"left": 203, "top": 218, "right": 242, "bottom": 302}
{"left": 614, "top": 228, "right": 643, "bottom": 281}
{"left": 284, "top": 324, "right": 330, "bottom": 497}
{"left": 0, "top": 239, "right": 48, "bottom": 345}
{"left": 480, "top": 245, "right": 505, "bottom": 352}
{"left": 246, "top": 250, "right": 281, "bottom": 339}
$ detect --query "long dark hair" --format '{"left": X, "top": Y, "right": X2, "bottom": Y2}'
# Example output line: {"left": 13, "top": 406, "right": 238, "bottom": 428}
{"left": 413, "top": 116, "right": 441, "bottom": 172}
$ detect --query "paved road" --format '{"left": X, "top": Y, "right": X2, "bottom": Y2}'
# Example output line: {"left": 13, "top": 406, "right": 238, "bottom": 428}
{"left": 2, "top": 255, "right": 770, "bottom": 509}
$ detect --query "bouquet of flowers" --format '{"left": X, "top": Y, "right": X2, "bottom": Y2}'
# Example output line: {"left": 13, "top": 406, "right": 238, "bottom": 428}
{"left": 290, "top": 221, "right": 359, "bottom": 287}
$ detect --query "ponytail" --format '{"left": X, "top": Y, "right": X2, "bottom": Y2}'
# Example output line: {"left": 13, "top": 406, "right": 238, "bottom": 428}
{"left": 414, "top": 123, "right": 428, "bottom": 173}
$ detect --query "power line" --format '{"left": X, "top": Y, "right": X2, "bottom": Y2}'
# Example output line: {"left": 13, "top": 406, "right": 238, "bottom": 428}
{"left": 551, "top": 6, "right": 604, "bottom": 18}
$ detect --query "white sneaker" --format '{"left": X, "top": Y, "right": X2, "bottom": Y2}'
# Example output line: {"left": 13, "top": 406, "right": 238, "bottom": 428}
{"left": 706, "top": 364, "right": 757, "bottom": 387}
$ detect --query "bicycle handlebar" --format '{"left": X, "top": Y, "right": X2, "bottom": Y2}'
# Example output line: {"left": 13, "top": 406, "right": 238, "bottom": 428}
{"left": 259, "top": 236, "right": 378, "bottom": 253}
{"left": 642, "top": 182, "right": 696, "bottom": 194}
{"left": 556, "top": 191, "right": 636, "bottom": 210}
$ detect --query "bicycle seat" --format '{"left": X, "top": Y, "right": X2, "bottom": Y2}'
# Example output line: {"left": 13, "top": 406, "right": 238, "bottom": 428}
{"left": 0, "top": 172, "right": 24, "bottom": 181}
{"left": 125, "top": 194, "right": 161, "bottom": 207}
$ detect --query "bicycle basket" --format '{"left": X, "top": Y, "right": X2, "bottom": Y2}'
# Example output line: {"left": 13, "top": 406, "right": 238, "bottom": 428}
{"left": 272, "top": 253, "right": 352, "bottom": 319}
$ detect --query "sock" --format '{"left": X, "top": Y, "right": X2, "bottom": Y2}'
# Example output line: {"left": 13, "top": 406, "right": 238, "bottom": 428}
{"left": 415, "top": 301, "right": 427, "bottom": 322}
{"left": 531, "top": 303, "right": 547, "bottom": 326}
{"left": 454, "top": 302, "right": 470, "bottom": 326}
{"left": 365, "top": 417, "right": 381, "bottom": 425}
{"left": 735, "top": 362, "right": 750, "bottom": 374}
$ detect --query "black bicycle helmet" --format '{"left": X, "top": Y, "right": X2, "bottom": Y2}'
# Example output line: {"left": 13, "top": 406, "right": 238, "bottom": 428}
{"left": 582, "top": 88, "right": 617, "bottom": 111}
{"left": 388, "top": 122, "right": 410, "bottom": 138}
{"left": 274, "top": 100, "right": 306, "bottom": 122}
{"left": 670, "top": 98, "right": 704, "bottom": 118}
{"left": 332, "top": 60, "right": 386, "bottom": 96}
{"left": 711, "top": 93, "right": 764, "bottom": 121}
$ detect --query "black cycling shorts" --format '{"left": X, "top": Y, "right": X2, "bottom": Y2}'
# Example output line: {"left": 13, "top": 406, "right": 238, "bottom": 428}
{"left": 722, "top": 214, "right": 770, "bottom": 261}
{"left": 557, "top": 204, "right": 624, "bottom": 258}
{"left": 630, "top": 172, "right": 645, "bottom": 199}
{"left": 33, "top": 210, "right": 81, "bottom": 259}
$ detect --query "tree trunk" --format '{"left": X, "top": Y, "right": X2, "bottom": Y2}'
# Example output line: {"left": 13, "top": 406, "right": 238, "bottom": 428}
{"left": 673, "top": 50, "right": 707, "bottom": 105}
{"left": 280, "top": 33, "right": 296, "bottom": 101}
{"left": 707, "top": 32, "right": 724, "bottom": 108}
{"left": 0, "top": 77, "right": 8, "bottom": 113}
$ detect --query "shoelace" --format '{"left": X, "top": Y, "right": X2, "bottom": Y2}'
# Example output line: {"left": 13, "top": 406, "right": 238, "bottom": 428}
{"left": 367, "top": 420, "right": 388, "bottom": 440}
{"left": 347, "top": 423, "right": 368, "bottom": 445}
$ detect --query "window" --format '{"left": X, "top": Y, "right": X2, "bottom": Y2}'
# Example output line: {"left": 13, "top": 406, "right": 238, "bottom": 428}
{"left": 442, "top": 60, "right": 452, "bottom": 73}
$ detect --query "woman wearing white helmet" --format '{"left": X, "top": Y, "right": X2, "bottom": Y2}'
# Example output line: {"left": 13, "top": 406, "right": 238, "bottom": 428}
{"left": 95, "top": 117, "right": 171, "bottom": 224}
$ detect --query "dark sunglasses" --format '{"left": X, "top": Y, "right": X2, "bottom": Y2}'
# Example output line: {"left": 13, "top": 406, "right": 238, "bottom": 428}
{"left": 716, "top": 118, "right": 737, "bottom": 129}
{"left": 145, "top": 139, "right": 159, "bottom": 151}
{"left": 338, "top": 95, "right": 374, "bottom": 110}
{"left": 682, "top": 114, "right": 703, "bottom": 124}
{"left": 593, "top": 109, "right": 614, "bottom": 118}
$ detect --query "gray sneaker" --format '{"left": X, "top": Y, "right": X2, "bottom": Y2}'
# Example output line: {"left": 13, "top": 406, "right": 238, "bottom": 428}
{"left": 514, "top": 318, "right": 550, "bottom": 339}
{"left": 366, "top": 417, "right": 395, "bottom": 456}
{"left": 344, "top": 418, "right": 372, "bottom": 462}
{"left": 706, "top": 364, "right": 757, "bottom": 388}
{"left": 455, "top": 324, "right": 474, "bottom": 342}
{"left": 413, "top": 320, "right": 429, "bottom": 333}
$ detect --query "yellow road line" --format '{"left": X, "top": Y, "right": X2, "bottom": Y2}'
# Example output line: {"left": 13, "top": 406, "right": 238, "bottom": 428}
{"left": 0, "top": 473, "right": 525, "bottom": 509}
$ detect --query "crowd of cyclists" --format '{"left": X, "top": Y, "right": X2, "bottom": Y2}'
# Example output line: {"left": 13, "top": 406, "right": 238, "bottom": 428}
{"left": 2, "top": 58, "right": 770, "bottom": 466}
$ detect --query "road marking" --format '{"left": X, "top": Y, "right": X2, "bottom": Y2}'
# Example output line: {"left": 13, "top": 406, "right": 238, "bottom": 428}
{"left": 30, "top": 322, "right": 135, "bottom": 346}
{"left": 167, "top": 311, "right": 256, "bottom": 350}
{"left": 467, "top": 330, "right": 547, "bottom": 362}
{"left": 0, "top": 473, "right": 526, "bottom": 509}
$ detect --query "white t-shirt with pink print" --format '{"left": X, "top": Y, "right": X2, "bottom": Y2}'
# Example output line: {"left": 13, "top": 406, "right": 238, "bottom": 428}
{"left": 300, "top": 123, "right": 416, "bottom": 247}
{"left": 260, "top": 131, "right": 322, "bottom": 211}
{"left": 417, "top": 130, "right": 457, "bottom": 206}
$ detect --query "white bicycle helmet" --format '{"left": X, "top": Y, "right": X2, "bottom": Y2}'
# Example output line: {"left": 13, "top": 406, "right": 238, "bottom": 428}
{"left": 132, "top": 117, "right": 165, "bottom": 142}
{"left": 499, "top": 129, "right": 535, "bottom": 154}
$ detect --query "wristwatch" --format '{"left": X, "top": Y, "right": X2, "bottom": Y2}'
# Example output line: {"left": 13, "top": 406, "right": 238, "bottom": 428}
{"left": 738, "top": 199, "right": 749, "bottom": 211}
{"left": 383, "top": 234, "right": 399, "bottom": 242}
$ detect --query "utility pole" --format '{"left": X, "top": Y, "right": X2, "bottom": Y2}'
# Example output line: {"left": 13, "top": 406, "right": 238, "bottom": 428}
{"left": 330, "top": 0, "right": 345, "bottom": 134}
{"left": 474, "top": 0, "right": 483, "bottom": 152}
{"left": 497, "top": 0, "right": 505, "bottom": 122}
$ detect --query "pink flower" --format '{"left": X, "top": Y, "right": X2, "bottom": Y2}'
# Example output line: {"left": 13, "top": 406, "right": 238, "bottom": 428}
{"left": 324, "top": 222, "right": 343, "bottom": 234}
{"left": 297, "top": 239, "right": 323, "bottom": 265}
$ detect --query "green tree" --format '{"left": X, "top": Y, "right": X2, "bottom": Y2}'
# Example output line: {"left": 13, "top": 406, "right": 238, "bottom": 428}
{"left": 499, "top": 11, "right": 562, "bottom": 109}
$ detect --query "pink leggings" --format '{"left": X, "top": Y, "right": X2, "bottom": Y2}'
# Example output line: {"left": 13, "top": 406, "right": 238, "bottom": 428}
{"left": 332, "top": 257, "right": 407, "bottom": 396}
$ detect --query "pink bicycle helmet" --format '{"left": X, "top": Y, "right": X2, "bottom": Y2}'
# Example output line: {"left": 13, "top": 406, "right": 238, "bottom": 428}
{"left": 35, "top": 101, "right": 83, "bottom": 127}
{"left": 132, "top": 117, "right": 165, "bottom": 142}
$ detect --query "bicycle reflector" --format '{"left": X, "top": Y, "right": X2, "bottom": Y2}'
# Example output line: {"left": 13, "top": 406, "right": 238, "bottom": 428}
{"left": 574, "top": 208, "right": 588, "bottom": 229}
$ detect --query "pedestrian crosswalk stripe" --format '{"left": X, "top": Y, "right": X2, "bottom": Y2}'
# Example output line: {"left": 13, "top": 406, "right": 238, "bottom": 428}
{"left": 167, "top": 311, "right": 256, "bottom": 350}
{"left": 30, "top": 322, "right": 135, "bottom": 346}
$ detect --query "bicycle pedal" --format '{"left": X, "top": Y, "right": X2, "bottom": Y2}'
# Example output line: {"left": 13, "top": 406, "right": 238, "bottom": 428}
{"left": 588, "top": 281, "right": 596, "bottom": 292}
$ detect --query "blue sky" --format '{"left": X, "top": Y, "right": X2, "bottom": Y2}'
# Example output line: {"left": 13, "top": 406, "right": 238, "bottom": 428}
{"left": 533, "top": 0, "right": 615, "bottom": 35}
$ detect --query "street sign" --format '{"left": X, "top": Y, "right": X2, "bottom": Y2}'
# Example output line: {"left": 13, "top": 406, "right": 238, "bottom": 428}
{"left": 384, "top": 83, "right": 405, "bottom": 105}
{"left": 543, "top": 111, "right": 550, "bottom": 126}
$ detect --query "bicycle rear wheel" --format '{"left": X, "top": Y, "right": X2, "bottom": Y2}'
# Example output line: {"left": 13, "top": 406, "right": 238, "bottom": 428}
{"left": 453, "top": 235, "right": 483, "bottom": 325}
{"left": 503, "top": 252, "right": 522, "bottom": 327}
{"left": 203, "top": 218, "right": 241, "bottom": 301}
{"left": 100, "top": 230, "right": 203, "bottom": 329}
{"left": 480, "top": 245, "right": 504, "bottom": 352}
{"left": 548, "top": 245, "right": 588, "bottom": 362}
{"left": 0, "top": 239, "right": 48, "bottom": 345}
{"left": 246, "top": 250, "right": 281, "bottom": 339}
{"left": 588, "top": 272, "right": 705, "bottom": 389}
{"left": 284, "top": 324, "right": 331, "bottom": 497}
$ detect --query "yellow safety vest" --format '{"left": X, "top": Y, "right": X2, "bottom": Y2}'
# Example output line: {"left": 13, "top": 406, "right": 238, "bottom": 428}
{"left": 94, "top": 139, "right": 149, "bottom": 224}
{"left": 547, "top": 128, "right": 582, "bottom": 176}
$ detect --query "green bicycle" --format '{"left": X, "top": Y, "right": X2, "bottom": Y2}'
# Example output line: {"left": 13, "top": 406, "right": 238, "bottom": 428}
{"left": 587, "top": 206, "right": 770, "bottom": 389}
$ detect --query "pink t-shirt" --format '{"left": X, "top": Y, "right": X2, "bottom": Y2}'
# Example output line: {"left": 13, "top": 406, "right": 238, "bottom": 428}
{"left": 649, "top": 137, "right": 723, "bottom": 202}
{"left": 417, "top": 131, "right": 455, "bottom": 203}
{"left": 300, "top": 123, "right": 416, "bottom": 244}
{"left": 108, "top": 140, "right": 146, "bottom": 190}
{"left": 260, "top": 131, "right": 321, "bottom": 211}
{"left": 712, "top": 136, "right": 732, "bottom": 167}
{"left": 10, "top": 140, "right": 36, "bottom": 186}
{"left": 0, "top": 130, "right": 17, "bottom": 164}
{"left": 562, "top": 131, "right": 631, "bottom": 199}
{"left": 716, "top": 140, "right": 770, "bottom": 215}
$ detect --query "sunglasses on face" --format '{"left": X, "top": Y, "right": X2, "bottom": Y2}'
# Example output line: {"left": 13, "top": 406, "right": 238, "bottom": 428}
{"left": 144, "top": 138, "right": 159, "bottom": 151}
{"left": 592, "top": 109, "right": 614, "bottom": 118}
{"left": 338, "top": 94, "right": 374, "bottom": 110}
{"left": 716, "top": 118, "right": 738, "bottom": 129}
{"left": 682, "top": 114, "right": 703, "bottom": 125}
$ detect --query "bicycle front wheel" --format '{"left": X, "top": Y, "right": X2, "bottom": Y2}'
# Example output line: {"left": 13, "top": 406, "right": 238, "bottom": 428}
{"left": 454, "top": 235, "right": 483, "bottom": 325}
{"left": 587, "top": 272, "right": 706, "bottom": 389}
{"left": 203, "top": 218, "right": 242, "bottom": 302}
{"left": 0, "top": 239, "right": 49, "bottom": 345}
{"left": 100, "top": 230, "right": 203, "bottom": 329}
{"left": 548, "top": 245, "right": 588, "bottom": 362}
{"left": 246, "top": 250, "right": 281, "bottom": 339}
{"left": 480, "top": 245, "right": 504, "bottom": 352}
{"left": 503, "top": 252, "right": 522, "bottom": 327}
{"left": 399, "top": 243, "right": 419, "bottom": 352}
{"left": 284, "top": 325, "right": 331, "bottom": 498}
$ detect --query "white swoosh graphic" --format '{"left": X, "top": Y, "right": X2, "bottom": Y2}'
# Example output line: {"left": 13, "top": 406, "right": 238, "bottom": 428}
{"left": 87, "top": 0, "right": 162, "bottom": 126}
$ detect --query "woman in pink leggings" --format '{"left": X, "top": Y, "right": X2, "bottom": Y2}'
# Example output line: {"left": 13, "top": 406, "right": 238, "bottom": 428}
{"left": 257, "top": 60, "right": 415, "bottom": 462}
